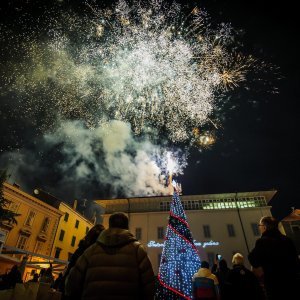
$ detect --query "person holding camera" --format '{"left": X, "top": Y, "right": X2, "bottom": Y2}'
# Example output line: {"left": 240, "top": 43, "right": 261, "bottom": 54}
{"left": 212, "top": 254, "right": 230, "bottom": 299}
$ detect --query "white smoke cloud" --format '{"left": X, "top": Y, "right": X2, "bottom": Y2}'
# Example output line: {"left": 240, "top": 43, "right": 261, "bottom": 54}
{"left": 44, "top": 119, "right": 169, "bottom": 197}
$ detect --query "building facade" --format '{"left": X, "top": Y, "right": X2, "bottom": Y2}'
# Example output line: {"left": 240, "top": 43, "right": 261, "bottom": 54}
{"left": 96, "top": 190, "right": 277, "bottom": 274}
{"left": 51, "top": 202, "right": 94, "bottom": 262}
{"left": 280, "top": 209, "right": 300, "bottom": 254}
{"left": 0, "top": 182, "right": 63, "bottom": 280}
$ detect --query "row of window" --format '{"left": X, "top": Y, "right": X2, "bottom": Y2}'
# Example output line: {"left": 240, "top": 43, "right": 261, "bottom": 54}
{"left": 15, "top": 235, "right": 45, "bottom": 254}
{"left": 58, "top": 229, "right": 77, "bottom": 247}
{"left": 10, "top": 202, "right": 88, "bottom": 233}
{"left": 63, "top": 212, "right": 83, "bottom": 230}
{"left": 135, "top": 226, "right": 165, "bottom": 240}
{"left": 134, "top": 223, "right": 261, "bottom": 240}
{"left": 25, "top": 212, "right": 51, "bottom": 232}
{"left": 10, "top": 204, "right": 91, "bottom": 243}
{"left": 8, "top": 202, "right": 51, "bottom": 233}
{"left": 14, "top": 234, "right": 78, "bottom": 260}
{"left": 159, "top": 197, "right": 267, "bottom": 211}
{"left": 54, "top": 248, "right": 74, "bottom": 260}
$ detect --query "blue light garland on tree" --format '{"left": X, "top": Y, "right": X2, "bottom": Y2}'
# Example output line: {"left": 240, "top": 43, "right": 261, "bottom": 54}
{"left": 156, "top": 191, "right": 201, "bottom": 299}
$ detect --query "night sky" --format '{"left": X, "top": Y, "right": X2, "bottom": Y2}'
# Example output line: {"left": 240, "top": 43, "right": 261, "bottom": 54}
{"left": 180, "top": 0, "right": 300, "bottom": 219}
{"left": 0, "top": 0, "right": 299, "bottom": 220}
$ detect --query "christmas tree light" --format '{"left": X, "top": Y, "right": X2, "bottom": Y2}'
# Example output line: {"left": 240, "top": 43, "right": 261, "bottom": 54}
{"left": 156, "top": 190, "right": 201, "bottom": 299}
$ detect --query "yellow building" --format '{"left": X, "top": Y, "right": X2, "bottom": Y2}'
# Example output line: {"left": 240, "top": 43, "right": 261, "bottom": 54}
{"left": 0, "top": 182, "right": 63, "bottom": 280}
{"left": 51, "top": 201, "right": 94, "bottom": 261}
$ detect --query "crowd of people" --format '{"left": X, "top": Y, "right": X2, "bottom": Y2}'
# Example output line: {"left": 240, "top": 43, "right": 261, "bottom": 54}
{"left": 193, "top": 216, "right": 299, "bottom": 300}
{"left": 0, "top": 214, "right": 299, "bottom": 300}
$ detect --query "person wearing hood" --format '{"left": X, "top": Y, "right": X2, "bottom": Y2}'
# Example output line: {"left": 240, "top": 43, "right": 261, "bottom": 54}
{"left": 193, "top": 261, "right": 219, "bottom": 300}
{"left": 248, "top": 216, "right": 299, "bottom": 300}
{"left": 65, "top": 212, "right": 155, "bottom": 300}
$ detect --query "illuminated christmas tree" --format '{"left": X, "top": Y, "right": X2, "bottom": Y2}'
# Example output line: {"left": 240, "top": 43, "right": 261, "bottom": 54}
{"left": 156, "top": 190, "right": 201, "bottom": 299}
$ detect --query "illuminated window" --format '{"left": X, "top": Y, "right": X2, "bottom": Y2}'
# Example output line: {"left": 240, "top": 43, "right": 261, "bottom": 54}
{"left": 157, "top": 227, "right": 164, "bottom": 239}
{"left": 203, "top": 225, "right": 211, "bottom": 238}
{"left": 54, "top": 247, "right": 61, "bottom": 259}
{"left": 17, "top": 235, "right": 28, "bottom": 250}
{"left": 71, "top": 236, "right": 76, "bottom": 247}
{"left": 25, "top": 211, "right": 36, "bottom": 227}
{"left": 41, "top": 217, "right": 50, "bottom": 233}
{"left": 75, "top": 220, "right": 79, "bottom": 229}
{"left": 251, "top": 223, "right": 260, "bottom": 236}
{"left": 59, "top": 230, "right": 65, "bottom": 241}
{"left": 227, "top": 224, "right": 235, "bottom": 237}
{"left": 136, "top": 228, "right": 142, "bottom": 240}
{"left": 64, "top": 213, "right": 69, "bottom": 222}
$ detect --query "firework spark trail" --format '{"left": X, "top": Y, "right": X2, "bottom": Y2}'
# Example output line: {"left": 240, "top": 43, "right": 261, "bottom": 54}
{"left": 0, "top": 0, "right": 279, "bottom": 197}
{"left": 1, "top": 0, "right": 257, "bottom": 143}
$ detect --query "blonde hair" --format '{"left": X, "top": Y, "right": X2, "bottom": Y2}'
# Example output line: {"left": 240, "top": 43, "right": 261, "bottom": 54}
{"left": 232, "top": 253, "right": 244, "bottom": 265}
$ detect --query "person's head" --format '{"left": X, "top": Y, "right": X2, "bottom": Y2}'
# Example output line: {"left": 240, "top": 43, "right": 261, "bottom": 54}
{"left": 11, "top": 265, "right": 19, "bottom": 272}
{"left": 33, "top": 273, "right": 39, "bottom": 281}
{"left": 39, "top": 268, "right": 46, "bottom": 276}
{"left": 218, "top": 259, "right": 228, "bottom": 271}
{"left": 232, "top": 253, "right": 244, "bottom": 265}
{"left": 200, "top": 261, "right": 210, "bottom": 269}
{"left": 258, "top": 216, "right": 279, "bottom": 234}
{"left": 85, "top": 224, "right": 105, "bottom": 245}
{"left": 9, "top": 265, "right": 20, "bottom": 275}
{"left": 45, "top": 268, "right": 52, "bottom": 276}
{"left": 109, "top": 212, "right": 129, "bottom": 229}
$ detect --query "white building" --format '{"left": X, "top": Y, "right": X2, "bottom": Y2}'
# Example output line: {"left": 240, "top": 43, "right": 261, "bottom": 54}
{"left": 95, "top": 190, "right": 277, "bottom": 274}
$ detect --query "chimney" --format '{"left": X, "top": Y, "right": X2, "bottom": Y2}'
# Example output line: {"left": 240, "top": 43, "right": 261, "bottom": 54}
{"left": 73, "top": 199, "right": 78, "bottom": 211}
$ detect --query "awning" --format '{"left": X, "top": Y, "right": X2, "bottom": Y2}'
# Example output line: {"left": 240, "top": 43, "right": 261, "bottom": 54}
{"left": 1, "top": 245, "right": 69, "bottom": 265}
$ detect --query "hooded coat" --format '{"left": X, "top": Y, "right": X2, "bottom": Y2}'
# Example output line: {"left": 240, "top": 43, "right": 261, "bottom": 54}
{"left": 193, "top": 268, "right": 219, "bottom": 285}
{"left": 193, "top": 268, "right": 219, "bottom": 300}
{"left": 65, "top": 228, "right": 155, "bottom": 300}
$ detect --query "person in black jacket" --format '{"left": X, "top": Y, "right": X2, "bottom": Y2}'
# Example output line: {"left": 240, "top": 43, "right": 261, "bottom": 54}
{"left": 212, "top": 258, "right": 230, "bottom": 299}
{"left": 0, "top": 265, "right": 22, "bottom": 289}
{"left": 226, "top": 253, "right": 265, "bottom": 300}
{"left": 60, "top": 223, "right": 105, "bottom": 298}
{"left": 248, "top": 216, "right": 299, "bottom": 300}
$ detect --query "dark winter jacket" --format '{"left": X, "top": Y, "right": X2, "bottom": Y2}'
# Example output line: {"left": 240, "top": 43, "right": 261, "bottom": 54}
{"left": 60, "top": 239, "right": 88, "bottom": 296}
{"left": 65, "top": 228, "right": 155, "bottom": 300}
{"left": 213, "top": 265, "right": 230, "bottom": 299}
{"left": 0, "top": 266, "right": 22, "bottom": 289}
{"left": 225, "top": 264, "right": 265, "bottom": 300}
{"left": 248, "top": 228, "right": 299, "bottom": 299}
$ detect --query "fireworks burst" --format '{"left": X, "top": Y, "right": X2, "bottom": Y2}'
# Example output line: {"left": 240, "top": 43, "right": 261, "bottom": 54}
{"left": 1, "top": 0, "right": 257, "bottom": 143}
